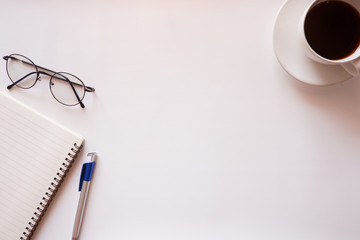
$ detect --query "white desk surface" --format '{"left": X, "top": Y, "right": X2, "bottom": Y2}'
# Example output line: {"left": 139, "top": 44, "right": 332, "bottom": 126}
{"left": 1, "top": 1, "right": 360, "bottom": 239}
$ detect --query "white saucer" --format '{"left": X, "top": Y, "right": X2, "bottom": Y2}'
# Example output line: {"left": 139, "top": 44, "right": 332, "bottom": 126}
{"left": 273, "top": 0, "right": 352, "bottom": 86}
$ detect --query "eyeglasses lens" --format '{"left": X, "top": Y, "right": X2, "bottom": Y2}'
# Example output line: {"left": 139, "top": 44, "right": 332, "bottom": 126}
{"left": 50, "top": 72, "right": 85, "bottom": 106}
{"left": 7, "top": 55, "right": 38, "bottom": 89}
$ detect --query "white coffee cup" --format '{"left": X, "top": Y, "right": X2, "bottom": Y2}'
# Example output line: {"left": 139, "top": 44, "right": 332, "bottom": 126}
{"left": 299, "top": 0, "right": 360, "bottom": 76}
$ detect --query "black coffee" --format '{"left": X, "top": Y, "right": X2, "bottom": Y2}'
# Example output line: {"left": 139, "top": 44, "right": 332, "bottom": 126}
{"left": 304, "top": 1, "right": 360, "bottom": 60}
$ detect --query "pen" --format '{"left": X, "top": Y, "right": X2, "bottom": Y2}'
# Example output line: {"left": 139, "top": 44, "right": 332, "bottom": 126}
{"left": 72, "top": 152, "right": 97, "bottom": 240}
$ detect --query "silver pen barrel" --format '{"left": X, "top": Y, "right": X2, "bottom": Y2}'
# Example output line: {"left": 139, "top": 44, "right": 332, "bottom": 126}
{"left": 72, "top": 152, "right": 97, "bottom": 240}
{"left": 72, "top": 181, "right": 91, "bottom": 240}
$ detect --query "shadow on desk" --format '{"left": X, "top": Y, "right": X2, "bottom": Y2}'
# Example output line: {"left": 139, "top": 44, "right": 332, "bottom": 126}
{"left": 276, "top": 64, "right": 360, "bottom": 137}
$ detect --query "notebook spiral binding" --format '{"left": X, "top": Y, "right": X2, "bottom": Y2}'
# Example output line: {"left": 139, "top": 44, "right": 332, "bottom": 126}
{"left": 20, "top": 143, "right": 83, "bottom": 240}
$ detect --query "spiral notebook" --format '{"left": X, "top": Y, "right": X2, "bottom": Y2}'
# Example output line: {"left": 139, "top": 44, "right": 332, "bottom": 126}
{"left": 0, "top": 92, "right": 84, "bottom": 240}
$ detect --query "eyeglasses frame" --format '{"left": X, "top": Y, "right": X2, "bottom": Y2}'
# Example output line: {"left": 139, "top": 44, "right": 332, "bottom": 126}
{"left": 3, "top": 54, "right": 95, "bottom": 108}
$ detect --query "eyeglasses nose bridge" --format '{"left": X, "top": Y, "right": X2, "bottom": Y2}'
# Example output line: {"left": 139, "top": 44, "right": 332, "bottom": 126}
{"left": 36, "top": 71, "right": 42, "bottom": 81}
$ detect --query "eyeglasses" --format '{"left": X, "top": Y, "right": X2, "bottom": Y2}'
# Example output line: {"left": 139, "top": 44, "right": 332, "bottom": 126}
{"left": 3, "top": 54, "right": 95, "bottom": 108}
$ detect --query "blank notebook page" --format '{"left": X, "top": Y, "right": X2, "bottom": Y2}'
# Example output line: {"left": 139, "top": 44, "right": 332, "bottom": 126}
{"left": 0, "top": 92, "right": 84, "bottom": 240}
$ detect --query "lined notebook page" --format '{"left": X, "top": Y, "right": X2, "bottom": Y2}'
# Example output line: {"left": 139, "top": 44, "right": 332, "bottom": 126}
{"left": 0, "top": 92, "right": 84, "bottom": 240}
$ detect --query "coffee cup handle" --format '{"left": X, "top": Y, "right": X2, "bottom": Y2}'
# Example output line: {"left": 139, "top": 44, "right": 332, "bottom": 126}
{"left": 342, "top": 58, "right": 360, "bottom": 76}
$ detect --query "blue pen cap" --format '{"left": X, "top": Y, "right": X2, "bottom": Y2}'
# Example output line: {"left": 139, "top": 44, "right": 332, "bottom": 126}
{"left": 79, "top": 161, "right": 96, "bottom": 191}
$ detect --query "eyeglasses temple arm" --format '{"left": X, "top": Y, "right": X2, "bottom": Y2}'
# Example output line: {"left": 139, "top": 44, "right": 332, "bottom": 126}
{"left": 4, "top": 55, "right": 57, "bottom": 75}
{"left": 8, "top": 71, "right": 88, "bottom": 108}
{"left": 38, "top": 71, "right": 95, "bottom": 93}
{"left": 6, "top": 70, "right": 88, "bottom": 92}
{"left": 7, "top": 72, "right": 38, "bottom": 89}
{"left": 70, "top": 81, "right": 85, "bottom": 108}
{"left": 85, "top": 86, "right": 95, "bottom": 92}
{"left": 59, "top": 74, "right": 85, "bottom": 108}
